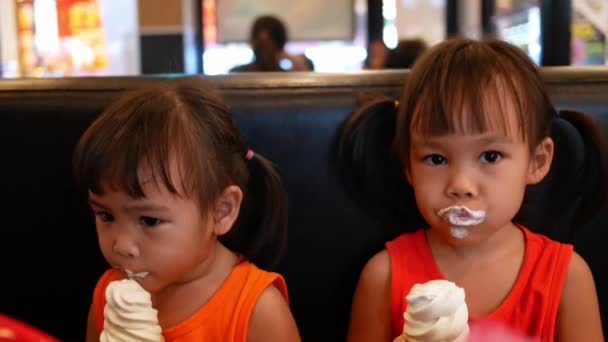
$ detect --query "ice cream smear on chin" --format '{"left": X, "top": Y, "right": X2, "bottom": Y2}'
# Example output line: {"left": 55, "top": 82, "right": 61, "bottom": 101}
{"left": 402, "top": 280, "right": 469, "bottom": 342}
{"left": 113, "top": 266, "right": 149, "bottom": 280}
{"left": 100, "top": 279, "right": 164, "bottom": 342}
{"left": 437, "top": 206, "right": 486, "bottom": 239}
{"left": 125, "top": 269, "right": 149, "bottom": 280}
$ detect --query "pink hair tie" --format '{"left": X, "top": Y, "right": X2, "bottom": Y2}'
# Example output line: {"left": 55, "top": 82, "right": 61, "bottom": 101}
{"left": 245, "top": 149, "right": 254, "bottom": 160}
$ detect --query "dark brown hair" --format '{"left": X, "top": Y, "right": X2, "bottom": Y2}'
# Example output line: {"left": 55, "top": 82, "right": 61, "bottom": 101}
{"left": 394, "top": 38, "right": 553, "bottom": 169}
{"left": 336, "top": 38, "right": 608, "bottom": 238}
{"left": 248, "top": 15, "right": 287, "bottom": 72}
{"left": 73, "top": 81, "right": 287, "bottom": 270}
{"left": 251, "top": 15, "right": 287, "bottom": 50}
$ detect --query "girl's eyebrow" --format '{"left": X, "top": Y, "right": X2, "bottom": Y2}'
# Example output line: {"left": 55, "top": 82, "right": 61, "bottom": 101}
{"left": 412, "top": 135, "right": 514, "bottom": 150}
{"left": 88, "top": 198, "right": 169, "bottom": 212}
{"left": 88, "top": 198, "right": 108, "bottom": 209}
{"left": 122, "top": 203, "right": 170, "bottom": 212}
{"left": 475, "top": 136, "right": 514, "bottom": 145}
{"left": 412, "top": 140, "right": 444, "bottom": 150}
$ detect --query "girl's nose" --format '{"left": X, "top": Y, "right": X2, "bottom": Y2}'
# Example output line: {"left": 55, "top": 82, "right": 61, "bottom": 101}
{"left": 112, "top": 234, "right": 140, "bottom": 258}
{"left": 445, "top": 170, "right": 477, "bottom": 200}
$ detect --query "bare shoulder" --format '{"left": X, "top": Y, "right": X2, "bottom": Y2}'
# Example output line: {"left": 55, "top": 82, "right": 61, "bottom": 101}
{"left": 247, "top": 284, "right": 300, "bottom": 342}
{"left": 358, "top": 249, "right": 391, "bottom": 289}
{"left": 347, "top": 249, "right": 393, "bottom": 342}
{"left": 555, "top": 251, "right": 604, "bottom": 342}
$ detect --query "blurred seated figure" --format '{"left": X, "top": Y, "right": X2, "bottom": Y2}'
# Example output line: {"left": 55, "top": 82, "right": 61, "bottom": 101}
{"left": 231, "top": 15, "right": 313, "bottom": 72}
{"left": 364, "top": 39, "right": 388, "bottom": 69}
{"left": 384, "top": 38, "right": 428, "bottom": 69}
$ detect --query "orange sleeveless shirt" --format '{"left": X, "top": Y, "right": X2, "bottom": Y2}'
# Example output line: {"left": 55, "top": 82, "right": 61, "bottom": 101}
{"left": 92, "top": 259, "right": 288, "bottom": 342}
{"left": 386, "top": 225, "right": 572, "bottom": 341}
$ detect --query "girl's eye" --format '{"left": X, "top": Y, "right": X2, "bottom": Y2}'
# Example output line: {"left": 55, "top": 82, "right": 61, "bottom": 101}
{"left": 139, "top": 216, "right": 163, "bottom": 227}
{"left": 96, "top": 211, "right": 114, "bottom": 222}
{"left": 480, "top": 151, "right": 502, "bottom": 164}
{"left": 423, "top": 154, "right": 447, "bottom": 165}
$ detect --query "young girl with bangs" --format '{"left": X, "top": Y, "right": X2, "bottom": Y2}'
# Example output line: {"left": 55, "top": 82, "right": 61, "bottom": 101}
{"left": 75, "top": 82, "right": 300, "bottom": 341}
{"left": 338, "top": 38, "right": 606, "bottom": 341}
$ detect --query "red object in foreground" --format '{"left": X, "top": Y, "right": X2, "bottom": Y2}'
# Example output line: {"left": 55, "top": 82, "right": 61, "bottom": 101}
{"left": 0, "top": 313, "right": 60, "bottom": 342}
{"left": 468, "top": 318, "right": 537, "bottom": 342}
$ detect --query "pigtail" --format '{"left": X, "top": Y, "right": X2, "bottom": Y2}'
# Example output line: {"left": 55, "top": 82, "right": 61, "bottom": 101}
{"left": 334, "top": 96, "right": 420, "bottom": 231}
{"left": 519, "top": 110, "right": 608, "bottom": 240}
{"left": 558, "top": 110, "right": 608, "bottom": 229}
{"left": 223, "top": 152, "right": 288, "bottom": 271}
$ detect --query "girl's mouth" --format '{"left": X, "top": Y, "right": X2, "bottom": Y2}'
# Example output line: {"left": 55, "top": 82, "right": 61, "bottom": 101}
{"left": 113, "top": 266, "right": 149, "bottom": 280}
{"left": 437, "top": 206, "right": 486, "bottom": 239}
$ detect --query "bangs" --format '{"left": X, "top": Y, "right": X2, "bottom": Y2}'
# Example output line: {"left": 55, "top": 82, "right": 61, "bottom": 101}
{"left": 408, "top": 44, "right": 528, "bottom": 141}
{"left": 73, "top": 89, "right": 207, "bottom": 202}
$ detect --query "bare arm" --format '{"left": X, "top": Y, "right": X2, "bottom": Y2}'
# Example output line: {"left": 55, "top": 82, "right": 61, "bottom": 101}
{"left": 86, "top": 304, "right": 99, "bottom": 342}
{"left": 347, "top": 250, "right": 393, "bottom": 342}
{"left": 247, "top": 284, "right": 301, "bottom": 342}
{"left": 555, "top": 252, "right": 603, "bottom": 342}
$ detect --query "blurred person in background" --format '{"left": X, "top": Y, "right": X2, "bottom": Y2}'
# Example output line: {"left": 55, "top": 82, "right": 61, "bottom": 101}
{"left": 231, "top": 15, "right": 313, "bottom": 72}
{"left": 364, "top": 39, "right": 388, "bottom": 69}
{"left": 384, "top": 38, "right": 428, "bottom": 69}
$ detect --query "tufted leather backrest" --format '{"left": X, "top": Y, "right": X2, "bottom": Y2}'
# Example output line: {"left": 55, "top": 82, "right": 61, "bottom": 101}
{"left": 0, "top": 68, "right": 606, "bottom": 341}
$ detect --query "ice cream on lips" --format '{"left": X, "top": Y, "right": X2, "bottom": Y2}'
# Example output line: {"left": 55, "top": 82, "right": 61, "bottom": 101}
{"left": 436, "top": 206, "right": 486, "bottom": 239}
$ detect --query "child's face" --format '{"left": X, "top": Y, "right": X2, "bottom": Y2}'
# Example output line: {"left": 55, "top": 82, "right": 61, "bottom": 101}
{"left": 88, "top": 170, "right": 217, "bottom": 293}
{"left": 407, "top": 108, "right": 549, "bottom": 245}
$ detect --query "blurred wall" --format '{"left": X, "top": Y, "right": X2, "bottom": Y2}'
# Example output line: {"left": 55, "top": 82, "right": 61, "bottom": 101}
{"left": 395, "top": 0, "right": 445, "bottom": 46}
{"left": 139, "top": 0, "right": 183, "bottom": 28}
{"left": 459, "top": 0, "right": 482, "bottom": 39}
{"left": 100, "top": 0, "right": 140, "bottom": 75}
{"left": 138, "top": 0, "right": 191, "bottom": 74}
{"left": 0, "top": 0, "right": 18, "bottom": 77}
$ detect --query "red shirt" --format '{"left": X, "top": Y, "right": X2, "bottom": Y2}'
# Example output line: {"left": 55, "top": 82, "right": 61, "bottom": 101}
{"left": 386, "top": 225, "right": 572, "bottom": 341}
{"left": 93, "top": 259, "right": 288, "bottom": 341}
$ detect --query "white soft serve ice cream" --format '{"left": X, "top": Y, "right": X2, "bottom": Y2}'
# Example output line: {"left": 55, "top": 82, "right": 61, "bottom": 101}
{"left": 402, "top": 280, "right": 469, "bottom": 342}
{"left": 100, "top": 279, "right": 164, "bottom": 342}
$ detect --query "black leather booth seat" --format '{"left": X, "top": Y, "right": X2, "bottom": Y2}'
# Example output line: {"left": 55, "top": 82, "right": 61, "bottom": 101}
{"left": 0, "top": 68, "right": 607, "bottom": 341}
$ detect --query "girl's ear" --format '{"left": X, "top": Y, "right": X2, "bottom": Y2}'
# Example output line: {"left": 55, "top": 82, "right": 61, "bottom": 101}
{"left": 212, "top": 185, "right": 243, "bottom": 236}
{"left": 527, "top": 137, "right": 554, "bottom": 184}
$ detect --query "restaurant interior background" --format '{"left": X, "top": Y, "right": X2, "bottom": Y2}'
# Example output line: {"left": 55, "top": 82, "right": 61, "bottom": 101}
{"left": 0, "top": 0, "right": 606, "bottom": 78}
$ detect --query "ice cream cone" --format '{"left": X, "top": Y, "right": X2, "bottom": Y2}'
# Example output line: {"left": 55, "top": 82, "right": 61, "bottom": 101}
{"left": 100, "top": 279, "right": 164, "bottom": 342}
{"left": 401, "top": 280, "right": 469, "bottom": 342}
